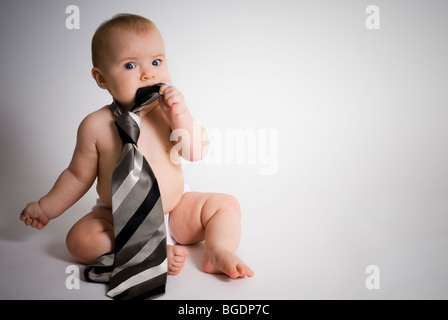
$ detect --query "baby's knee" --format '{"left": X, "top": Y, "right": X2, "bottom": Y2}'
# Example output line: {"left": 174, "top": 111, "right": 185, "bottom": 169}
{"left": 66, "top": 222, "right": 113, "bottom": 264}
{"left": 207, "top": 193, "right": 241, "bottom": 217}
{"left": 66, "top": 226, "right": 90, "bottom": 263}
{"left": 223, "top": 194, "right": 241, "bottom": 215}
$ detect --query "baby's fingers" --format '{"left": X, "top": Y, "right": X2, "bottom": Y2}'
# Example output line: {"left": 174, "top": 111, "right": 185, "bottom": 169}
{"left": 24, "top": 217, "right": 33, "bottom": 226}
{"left": 32, "top": 219, "right": 41, "bottom": 228}
{"left": 23, "top": 217, "right": 44, "bottom": 229}
{"left": 20, "top": 207, "right": 29, "bottom": 221}
{"left": 31, "top": 219, "right": 44, "bottom": 229}
{"left": 159, "top": 84, "right": 169, "bottom": 96}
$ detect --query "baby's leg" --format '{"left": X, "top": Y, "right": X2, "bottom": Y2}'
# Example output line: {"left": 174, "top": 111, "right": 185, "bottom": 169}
{"left": 169, "top": 192, "right": 254, "bottom": 279}
{"left": 66, "top": 208, "right": 114, "bottom": 264}
{"left": 66, "top": 208, "right": 188, "bottom": 275}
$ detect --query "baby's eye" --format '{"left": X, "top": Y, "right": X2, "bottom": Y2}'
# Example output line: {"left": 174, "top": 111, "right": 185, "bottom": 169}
{"left": 152, "top": 59, "right": 161, "bottom": 66}
{"left": 124, "top": 62, "right": 136, "bottom": 70}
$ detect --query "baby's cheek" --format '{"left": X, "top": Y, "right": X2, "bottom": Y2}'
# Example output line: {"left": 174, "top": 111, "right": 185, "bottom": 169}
{"left": 113, "top": 87, "right": 136, "bottom": 106}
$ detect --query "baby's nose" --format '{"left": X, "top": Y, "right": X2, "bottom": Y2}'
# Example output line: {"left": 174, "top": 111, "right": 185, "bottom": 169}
{"left": 141, "top": 68, "right": 155, "bottom": 81}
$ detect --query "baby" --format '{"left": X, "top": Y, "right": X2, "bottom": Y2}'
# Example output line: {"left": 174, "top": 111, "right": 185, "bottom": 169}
{"left": 20, "top": 13, "right": 253, "bottom": 280}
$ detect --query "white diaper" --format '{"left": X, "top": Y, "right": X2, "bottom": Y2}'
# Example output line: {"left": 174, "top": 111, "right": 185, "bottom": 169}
{"left": 164, "top": 213, "right": 176, "bottom": 245}
{"left": 91, "top": 198, "right": 112, "bottom": 211}
{"left": 92, "top": 183, "right": 192, "bottom": 246}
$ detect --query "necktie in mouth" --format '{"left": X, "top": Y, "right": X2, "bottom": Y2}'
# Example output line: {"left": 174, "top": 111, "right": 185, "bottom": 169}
{"left": 84, "top": 83, "right": 168, "bottom": 300}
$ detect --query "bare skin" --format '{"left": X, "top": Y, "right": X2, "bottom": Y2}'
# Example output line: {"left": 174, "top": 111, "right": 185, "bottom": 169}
{"left": 20, "top": 24, "right": 253, "bottom": 279}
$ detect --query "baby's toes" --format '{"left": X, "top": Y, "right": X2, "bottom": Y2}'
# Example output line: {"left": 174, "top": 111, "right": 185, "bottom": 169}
{"left": 236, "top": 264, "right": 254, "bottom": 278}
{"left": 173, "top": 245, "right": 189, "bottom": 259}
{"left": 168, "top": 259, "right": 185, "bottom": 275}
{"left": 168, "top": 264, "right": 182, "bottom": 275}
{"left": 167, "top": 245, "right": 188, "bottom": 276}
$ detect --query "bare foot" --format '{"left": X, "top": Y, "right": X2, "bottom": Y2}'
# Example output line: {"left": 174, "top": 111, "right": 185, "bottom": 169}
{"left": 202, "top": 247, "right": 254, "bottom": 279}
{"left": 167, "top": 245, "right": 189, "bottom": 275}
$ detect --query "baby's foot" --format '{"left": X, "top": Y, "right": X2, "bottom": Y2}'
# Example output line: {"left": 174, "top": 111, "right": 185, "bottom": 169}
{"left": 167, "top": 245, "right": 189, "bottom": 275}
{"left": 202, "top": 247, "right": 254, "bottom": 279}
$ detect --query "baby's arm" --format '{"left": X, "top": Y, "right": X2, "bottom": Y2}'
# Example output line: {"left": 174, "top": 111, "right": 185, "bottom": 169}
{"left": 159, "top": 85, "right": 209, "bottom": 161}
{"left": 20, "top": 114, "right": 99, "bottom": 229}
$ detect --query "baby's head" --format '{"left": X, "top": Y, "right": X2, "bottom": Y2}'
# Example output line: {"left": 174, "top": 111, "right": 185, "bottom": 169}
{"left": 91, "top": 14, "right": 170, "bottom": 109}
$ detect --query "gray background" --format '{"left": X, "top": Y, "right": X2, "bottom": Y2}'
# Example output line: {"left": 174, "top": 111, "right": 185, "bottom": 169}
{"left": 1, "top": 0, "right": 447, "bottom": 299}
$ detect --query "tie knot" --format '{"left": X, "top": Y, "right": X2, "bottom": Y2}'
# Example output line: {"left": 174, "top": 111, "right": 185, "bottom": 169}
{"left": 115, "top": 112, "right": 140, "bottom": 145}
{"left": 109, "top": 83, "right": 165, "bottom": 145}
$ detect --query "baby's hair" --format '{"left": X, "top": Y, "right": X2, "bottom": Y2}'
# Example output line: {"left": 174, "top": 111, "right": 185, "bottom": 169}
{"left": 91, "top": 13, "right": 157, "bottom": 68}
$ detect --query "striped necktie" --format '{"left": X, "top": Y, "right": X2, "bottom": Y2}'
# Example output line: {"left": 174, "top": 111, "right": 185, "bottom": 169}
{"left": 84, "top": 84, "right": 167, "bottom": 300}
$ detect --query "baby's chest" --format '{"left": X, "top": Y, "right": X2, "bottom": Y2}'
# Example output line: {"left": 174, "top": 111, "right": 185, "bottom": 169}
{"left": 137, "top": 125, "right": 173, "bottom": 163}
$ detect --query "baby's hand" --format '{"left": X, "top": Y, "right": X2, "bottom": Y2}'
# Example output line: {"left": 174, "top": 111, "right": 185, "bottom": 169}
{"left": 20, "top": 201, "right": 50, "bottom": 230}
{"left": 159, "top": 85, "right": 187, "bottom": 119}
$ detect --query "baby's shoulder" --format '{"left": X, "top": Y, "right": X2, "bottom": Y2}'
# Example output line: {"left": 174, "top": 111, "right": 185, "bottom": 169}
{"left": 81, "top": 105, "right": 113, "bottom": 125}
{"left": 77, "top": 105, "right": 114, "bottom": 138}
{"left": 86, "top": 105, "right": 113, "bottom": 120}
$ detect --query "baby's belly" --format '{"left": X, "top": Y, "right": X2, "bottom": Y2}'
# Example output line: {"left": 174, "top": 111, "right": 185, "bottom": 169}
{"left": 96, "top": 163, "right": 185, "bottom": 214}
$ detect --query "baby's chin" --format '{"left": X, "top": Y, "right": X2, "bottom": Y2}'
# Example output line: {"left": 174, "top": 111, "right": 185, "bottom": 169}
{"left": 112, "top": 97, "right": 133, "bottom": 110}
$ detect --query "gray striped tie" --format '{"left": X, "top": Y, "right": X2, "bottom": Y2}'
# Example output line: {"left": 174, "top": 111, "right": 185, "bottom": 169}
{"left": 84, "top": 84, "right": 167, "bottom": 300}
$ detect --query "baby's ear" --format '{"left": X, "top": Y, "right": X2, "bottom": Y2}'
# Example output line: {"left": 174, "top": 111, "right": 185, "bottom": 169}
{"left": 91, "top": 67, "right": 107, "bottom": 89}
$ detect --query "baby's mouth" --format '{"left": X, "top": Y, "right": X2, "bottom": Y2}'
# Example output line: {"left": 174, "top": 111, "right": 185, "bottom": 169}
{"left": 132, "top": 84, "right": 164, "bottom": 111}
